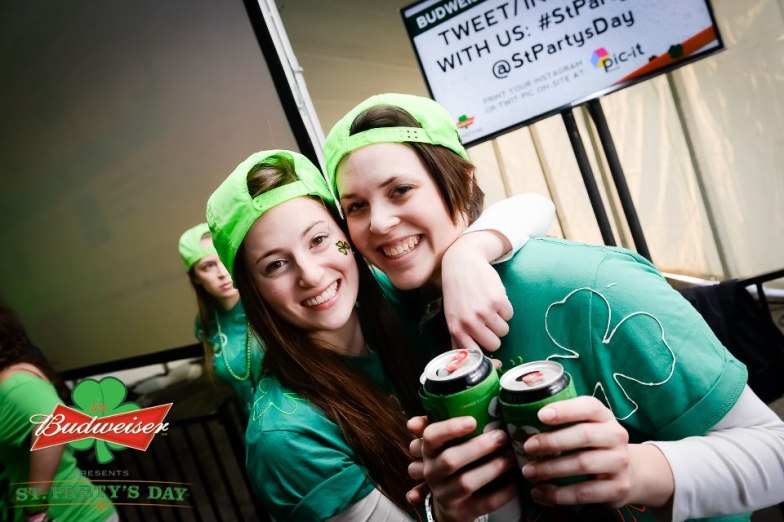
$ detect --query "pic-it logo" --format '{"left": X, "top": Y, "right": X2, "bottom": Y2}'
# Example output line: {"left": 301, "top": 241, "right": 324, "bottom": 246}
{"left": 29, "top": 377, "right": 172, "bottom": 463}
{"left": 592, "top": 44, "right": 645, "bottom": 73}
{"left": 592, "top": 48, "right": 610, "bottom": 69}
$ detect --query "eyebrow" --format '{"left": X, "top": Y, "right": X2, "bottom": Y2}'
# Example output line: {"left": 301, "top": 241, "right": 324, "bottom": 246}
{"left": 253, "top": 220, "right": 328, "bottom": 265}
{"left": 301, "top": 220, "right": 327, "bottom": 238}
{"left": 339, "top": 176, "right": 399, "bottom": 202}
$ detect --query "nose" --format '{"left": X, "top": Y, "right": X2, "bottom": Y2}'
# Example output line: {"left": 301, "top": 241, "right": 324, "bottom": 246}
{"left": 297, "top": 257, "right": 325, "bottom": 289}
{"left": 368, "top": 203, "right": 400, "bottom": 236}
{"left": 217, "top": 261, "right": 230, "bottom": 279}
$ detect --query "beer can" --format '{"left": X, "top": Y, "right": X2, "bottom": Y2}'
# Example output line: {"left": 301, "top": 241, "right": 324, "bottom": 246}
{"left": 419, "top": 349, "right": 500, "bottom": 439}
{"left": 498, "top": 360, "right": 576, "bottom": 468}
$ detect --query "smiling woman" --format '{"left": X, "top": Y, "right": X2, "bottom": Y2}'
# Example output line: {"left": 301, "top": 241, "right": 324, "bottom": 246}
{"left": 338, "top": 141, "right": 473, "bottom": 290}
{"left": 243, "top": 197, "right": 362, "bottom": 344}
{"left": 205, "top": 148, "right": 554, "bottom": 521}
{"left": 207, "top": 150, "right": 422, "bottom": 521}
{"left": 323, "top": 92, "right": 784, "bottom": 522}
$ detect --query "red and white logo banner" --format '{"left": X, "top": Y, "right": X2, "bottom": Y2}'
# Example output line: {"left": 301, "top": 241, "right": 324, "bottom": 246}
{"left": 30, "top": 403, "right": 172, "bottom": 451}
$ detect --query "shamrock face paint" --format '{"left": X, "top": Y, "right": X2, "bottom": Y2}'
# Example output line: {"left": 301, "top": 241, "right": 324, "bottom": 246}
{"left": 336, "top": 240, "right": 351, "bottom": 255}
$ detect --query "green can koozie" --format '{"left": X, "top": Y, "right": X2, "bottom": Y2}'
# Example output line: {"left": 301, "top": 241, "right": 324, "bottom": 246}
{"left": 498, "top": 360, "right": 577, "bottom": 470}
{"left": 419, "top": 349, "right": 500, "bottom": 439}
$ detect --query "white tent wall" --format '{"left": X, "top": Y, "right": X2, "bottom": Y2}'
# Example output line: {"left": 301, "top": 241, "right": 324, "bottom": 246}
{"left": 669, "top": 0, "right": 784, "bottom": 279}
{"left": 278, "top": 0, "right": 783, "bottom": 282}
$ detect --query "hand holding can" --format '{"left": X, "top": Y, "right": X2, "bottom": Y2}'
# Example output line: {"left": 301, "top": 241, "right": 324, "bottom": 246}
{"left": 414, "top": 349, "right": 521, "bottom": 520}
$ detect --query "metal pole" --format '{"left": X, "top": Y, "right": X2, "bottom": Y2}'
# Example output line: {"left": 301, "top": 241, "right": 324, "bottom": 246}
{"left": 586, "top": 99, "right": 652, "bottom": 261}
{"left": 560, "top": 109, "right": 616, "bottom": 246}
{"left": 241, "top": 0, "right": 320, "bottom": 167}
{"left": 666, "top": 73, "right": 730, "bottom": 277}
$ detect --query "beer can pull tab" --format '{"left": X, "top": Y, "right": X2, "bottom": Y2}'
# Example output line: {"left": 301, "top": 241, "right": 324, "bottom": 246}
{"left": 445, "top": 349, "right": 469, "bottom": 373}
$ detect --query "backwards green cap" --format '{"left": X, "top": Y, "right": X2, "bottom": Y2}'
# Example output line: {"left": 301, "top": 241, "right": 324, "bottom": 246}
{"left": 206, "top": 150, "right": 335, "bottom": 277}
{"left": 323, "top": 93, "right": 468, "bottom": 195}
{"left": 178, "top": 223, "right": 216, "bottom": 270}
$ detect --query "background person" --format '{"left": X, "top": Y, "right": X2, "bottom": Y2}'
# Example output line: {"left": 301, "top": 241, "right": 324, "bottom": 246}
{"left": 179, "top": 223, "right": 263, "bottom": 417}
{"left": 0, "top": 303, "right": 117, "bottom": 522}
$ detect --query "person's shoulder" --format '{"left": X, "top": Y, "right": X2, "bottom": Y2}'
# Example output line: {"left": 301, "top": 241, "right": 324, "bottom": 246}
{"left": 503, "top": 237, "right": 657, "bottom": 277}
{"left": 245, "top": 377, "right": 359, "bottom": 479}
{"left": 0, "top": 363, "right": 48, "bottom": 387}
{"left": 0, "top": 365, "right": 62, "bottom": 419}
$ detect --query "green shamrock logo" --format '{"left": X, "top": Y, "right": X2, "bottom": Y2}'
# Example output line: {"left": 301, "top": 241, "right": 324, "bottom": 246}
{"left": 336, "top": 240, "right": 351, "bottom": 255}
{"left": 68, "top": 377, "right": 140, "bottom": 463}
{"left": 251, "top": 377, "right": 304, "bottom": 421}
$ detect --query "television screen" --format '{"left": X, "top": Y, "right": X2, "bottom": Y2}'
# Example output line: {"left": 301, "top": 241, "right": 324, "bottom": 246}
{"left": 402, "top": 0, "right": 722, "bottom": 145}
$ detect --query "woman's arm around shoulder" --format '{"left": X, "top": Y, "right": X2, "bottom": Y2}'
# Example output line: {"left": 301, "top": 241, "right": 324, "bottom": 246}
{"left": 441, "top": 194, "right": 555, "bottom": 352}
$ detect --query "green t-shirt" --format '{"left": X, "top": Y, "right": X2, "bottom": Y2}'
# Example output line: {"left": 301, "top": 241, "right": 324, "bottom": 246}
{"left": 381, "top": 237, "right": 749, "bottom": 522}
{"left": 0, "top": 373, "right": 115, "bottom": 522}
{"left": 194, "top": 300, "right": 264, "bottom": 416}
{"left": 245, "top": 353, "right": 395, "bottom": 521}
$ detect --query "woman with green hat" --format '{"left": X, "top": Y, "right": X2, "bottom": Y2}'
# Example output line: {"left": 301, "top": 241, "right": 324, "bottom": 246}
{"left": 178, "top": 223, "right": 263, "bottom": 417}
{"left": 322, "top": 93, "right": 784, "bottom": 522}
{"left": 205, "top": 149, "right": 553, "bottom": 521}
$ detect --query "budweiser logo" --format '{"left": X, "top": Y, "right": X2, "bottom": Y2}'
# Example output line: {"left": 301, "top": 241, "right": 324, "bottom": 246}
{"left": 30, "top": 403, "right": 171, "bottom": 451}
{"left": 30, "top": 376, "right": 172, "bottom": 463}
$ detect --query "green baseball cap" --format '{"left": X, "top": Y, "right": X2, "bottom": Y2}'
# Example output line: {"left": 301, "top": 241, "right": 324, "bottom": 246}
{"left": 206, "top": 150, "right": 335, "bottom": 277}
{"left": 323, "top": 93, "right": 469, "bottom": 195}
{"left": 178, "top": 223, "right": 216, "bottom": 270}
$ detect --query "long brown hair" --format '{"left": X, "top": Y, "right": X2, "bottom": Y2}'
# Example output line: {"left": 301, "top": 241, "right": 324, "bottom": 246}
{"left": 233, "top": 154, "right": 423, "bottom": 510}
{"left": 0, "top": 303, "right": 70, "bottom": 402}
{"left": 348, "top": 104, "right": 484, "bottom": 224}
{"left": 187, "top": 265, "right": 219, "bottom": 381}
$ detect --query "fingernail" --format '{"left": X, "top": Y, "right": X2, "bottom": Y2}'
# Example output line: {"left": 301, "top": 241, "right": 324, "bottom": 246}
{"left": 462, "top": 418, "right": 475, "bottom": 429}
{"left": 539, "top": 407, "right": 556, "bottom": 422}
{"left": 522, "top": 464, "right": 536, "bottom": 479}
{"left": 530, "top": 488, "right": 546, "bottom": 504}
{"left": 494, "top": 430, "right": 507, "bottom": 443}
{"left": 524, "top": 438, "right": 539, "bottom": 452}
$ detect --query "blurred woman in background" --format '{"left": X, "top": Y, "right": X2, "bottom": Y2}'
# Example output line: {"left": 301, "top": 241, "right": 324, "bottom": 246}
{"left": 0, "top": 302, "right": 117, "bottom": 522}
{"left": 179, "top": 223, "right": 263, "bottom": 417}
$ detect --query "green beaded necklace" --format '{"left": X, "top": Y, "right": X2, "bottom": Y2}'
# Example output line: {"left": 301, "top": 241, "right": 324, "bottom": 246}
{"left": 213, "top": 312, "right": 253, "bottom": 382}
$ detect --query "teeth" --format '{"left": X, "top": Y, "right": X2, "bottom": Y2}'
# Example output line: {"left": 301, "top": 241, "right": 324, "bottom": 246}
{"left": 383, "top": 236, "right": 420, "bottom": 257}
{"left": 304, "top": 281, "right": 338, "bottom": 307}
